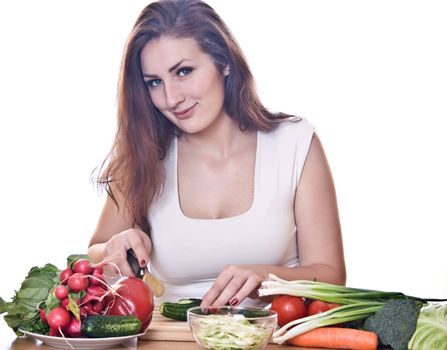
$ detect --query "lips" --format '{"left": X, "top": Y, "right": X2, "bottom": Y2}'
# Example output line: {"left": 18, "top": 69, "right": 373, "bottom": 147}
{"left": 173, "top": 104, "right": 197, "bottom": 120}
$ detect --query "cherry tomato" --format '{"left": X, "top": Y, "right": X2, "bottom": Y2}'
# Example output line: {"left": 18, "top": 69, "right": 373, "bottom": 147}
{"left": 271, "top": 295, "right": 307, "bottom": 326}
{"left": 307, "top": 300, "right": 341, "bottom": 316}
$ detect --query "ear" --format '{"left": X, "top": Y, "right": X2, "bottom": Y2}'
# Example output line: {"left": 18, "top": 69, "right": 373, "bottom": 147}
{"left": 223, "top": 65, "right": 230, "bottom": 76}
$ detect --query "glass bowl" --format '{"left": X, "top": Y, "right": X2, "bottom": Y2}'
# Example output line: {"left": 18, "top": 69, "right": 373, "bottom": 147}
{"left": 187, "top": 306, "right": 277, "bottom": 350}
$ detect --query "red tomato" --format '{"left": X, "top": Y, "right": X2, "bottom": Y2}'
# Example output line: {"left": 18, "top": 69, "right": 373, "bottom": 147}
{"left": 106, "top": 276, "right": 154, "bottom": 331}
{"left": 271, "top": 295, "right": 307, "bottom": 326}
{"left": 307, "top": 300, "right": 341, "bottom": 316}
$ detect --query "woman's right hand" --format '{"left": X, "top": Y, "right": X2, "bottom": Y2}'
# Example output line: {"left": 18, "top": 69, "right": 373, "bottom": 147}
{"left": 102, "top": 228, "right": 152, "bottom": 276}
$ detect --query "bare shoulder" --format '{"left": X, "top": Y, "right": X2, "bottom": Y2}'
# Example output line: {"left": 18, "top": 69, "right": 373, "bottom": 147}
{"left": 304, "top": 132, "right": 331, "bottom": 173}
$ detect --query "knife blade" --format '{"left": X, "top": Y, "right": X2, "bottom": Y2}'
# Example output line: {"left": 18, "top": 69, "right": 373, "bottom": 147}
{"left": 127, "top": 249, "right": 165, "bottom": 297}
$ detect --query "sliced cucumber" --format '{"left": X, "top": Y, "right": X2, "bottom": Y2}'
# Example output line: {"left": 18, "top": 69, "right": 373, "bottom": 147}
{"left": 160, "top": 298, "right": 202, "bottom": 321}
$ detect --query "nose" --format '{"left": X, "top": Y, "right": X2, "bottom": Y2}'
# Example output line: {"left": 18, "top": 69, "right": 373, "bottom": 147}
{"left": 164, "top": 81, "right": 184, "bottom": 109}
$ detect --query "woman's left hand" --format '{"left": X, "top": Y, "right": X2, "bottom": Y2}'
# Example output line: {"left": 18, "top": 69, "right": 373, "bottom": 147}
{"left": 200, "top": 265, "right": 266, "bottom": 307}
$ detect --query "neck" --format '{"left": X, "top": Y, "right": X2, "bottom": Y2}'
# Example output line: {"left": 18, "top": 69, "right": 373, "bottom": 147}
{"left": 180, "top": 116, "right": 250, "bottom": 159}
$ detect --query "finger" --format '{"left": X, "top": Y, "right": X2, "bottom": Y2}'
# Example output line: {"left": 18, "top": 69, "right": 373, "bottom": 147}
{"left": 127, "top": 230, "right": 150, "bottom": 267}
{"left": 137, "top": 228, "right": 152, "bottom": 255}
{"left": 103, "top": 248, "right": 134, "bottom": 277}
{"left": 210, "top": 275, "right": 247, "bottom": 307}
{"left": 117, "top": 261, "right": 135, "bottom": 277}
{"left": 201, "top": 271, "right": 235, "bottom": 307}
{"left": 226, "top": 276, "right": 262, "bottom": 307}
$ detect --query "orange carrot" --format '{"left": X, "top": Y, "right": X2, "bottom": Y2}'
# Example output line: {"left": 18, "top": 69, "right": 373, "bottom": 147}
{"left": 287, "top": 327, "right": 378, "bottom": 350}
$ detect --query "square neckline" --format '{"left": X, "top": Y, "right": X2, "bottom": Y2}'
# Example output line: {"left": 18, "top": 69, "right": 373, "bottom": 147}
{"left": 173, "top": 131, "right": 260, "bottom": 221}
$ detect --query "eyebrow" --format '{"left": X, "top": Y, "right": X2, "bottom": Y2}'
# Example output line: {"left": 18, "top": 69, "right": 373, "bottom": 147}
{"left": 143, "top": 59, "right": 191, "bottom": 79}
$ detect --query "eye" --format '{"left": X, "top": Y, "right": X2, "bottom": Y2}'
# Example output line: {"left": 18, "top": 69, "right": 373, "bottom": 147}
{"left": 177, "top": 67, "right": 193, "bottom": 78}
{"left": 145, "top": 79, "right": 163, "bottom": 88}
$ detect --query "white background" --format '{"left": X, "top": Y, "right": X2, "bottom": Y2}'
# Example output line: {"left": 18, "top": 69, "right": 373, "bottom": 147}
{"left": 1, "top": 0, "right": 446, "bottom": 326}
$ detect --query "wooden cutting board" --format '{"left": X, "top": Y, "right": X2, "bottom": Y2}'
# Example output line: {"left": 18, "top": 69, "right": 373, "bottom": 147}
{"left": 140, "top": 308, "right": 194, "bottom": 341}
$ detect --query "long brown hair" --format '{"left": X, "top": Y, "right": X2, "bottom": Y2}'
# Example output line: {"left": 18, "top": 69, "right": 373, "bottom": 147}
{"left": 97, "top": 0, "right": 291, "bottom": 234}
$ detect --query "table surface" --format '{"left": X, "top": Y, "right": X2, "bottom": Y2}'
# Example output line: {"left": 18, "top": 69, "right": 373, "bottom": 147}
{"left": 1, "top": 319, "right": 313, "bottom": 350}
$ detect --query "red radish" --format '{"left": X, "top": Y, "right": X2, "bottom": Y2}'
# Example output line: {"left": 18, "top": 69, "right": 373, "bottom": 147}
{"left": 92, "top": 300, "right": 104, "bottom": 313}
{"left": 89, "top": 271, "right": 104, "bottom": 286}
{"left": 80, "top": 303, "right": 93, "bottom": 317}
{"left": 54, "top": 285, "right": 69, "bottom": 300}
{"left": 73, "top": 259, "right": 93, "bottom": 275}
{"left": 87, "top": 285, "right": 106, "bottom": 297}
{"left": 59, "top": 268, "right": 73, "bottom": 285}
{"left": 107, "top": 276, "right": 154, "bottom": 331}
{"left": 39, "top": 309, "right": 47, "bottom": 323}
{"left": 61, "top": 298, "right": 69, "bottom": 308}
{"left": 92, "top": 265, "right": 104, "bottom": 275}
{"left": 49, "top": 327, "right": 61, "bottom": 337}
{"left": 81, "top": 293, "right": 99, "bottom": 306}
{"left": 65, "top": 317, "right": 82, "bottom": 337}
{"left": 68, "top": 273, "right": 89, "bottom": 292}
{"left": 47, "top": 307, "right": 71, "bottom": 329}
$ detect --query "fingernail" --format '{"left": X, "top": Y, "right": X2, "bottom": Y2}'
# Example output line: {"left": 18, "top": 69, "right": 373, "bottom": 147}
{"left": 140, "top": 259, "right": 146, "bottom": 266}
{"left": 230, "top": 298, "right": 239, "bottom": 306}
{"left": 210, "top": 308, "right": 217, "bottom": 313}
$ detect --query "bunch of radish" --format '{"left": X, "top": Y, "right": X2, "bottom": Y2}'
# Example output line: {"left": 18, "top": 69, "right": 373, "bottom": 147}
{"left": 39, "top": 259, "right": 107, "bottom": 337}
{"left": 39, "top": 258, "right": 154, "bottom": 338}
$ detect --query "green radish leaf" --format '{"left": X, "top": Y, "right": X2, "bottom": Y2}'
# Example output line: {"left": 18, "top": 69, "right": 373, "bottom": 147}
{"left": 67, "top": 294, "right": 80, "bottom": 321}
{"left": 1, "top": 263, "right": 59, "bottom": 335}
{"left": 44, "top": 288, "right": 60, "bottom": 316}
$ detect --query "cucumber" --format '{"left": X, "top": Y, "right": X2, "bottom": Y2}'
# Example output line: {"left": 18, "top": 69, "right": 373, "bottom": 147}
{"left": 160, "top": 298, "right": 202, "bottom": 321}
{"left": 81, "top": 315, "right": 142, "bottom": 338}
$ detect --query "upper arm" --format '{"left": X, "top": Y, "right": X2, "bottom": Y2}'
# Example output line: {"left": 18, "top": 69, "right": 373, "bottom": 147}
{"left": 294, "top": 133, "right": 346, "bottom": 279}
{"left": 88, "top": 188, "right": 133, "bottom": 247}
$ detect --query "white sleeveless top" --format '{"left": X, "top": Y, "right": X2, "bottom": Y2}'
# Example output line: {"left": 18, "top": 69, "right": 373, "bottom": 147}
{"left": 149, "top": 118, "right": 315, "bottom": 307}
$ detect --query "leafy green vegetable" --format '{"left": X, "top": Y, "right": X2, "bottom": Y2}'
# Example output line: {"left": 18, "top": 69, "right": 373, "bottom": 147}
{"left": 408, "top": 303, "right": 447, "bottom": 350}
{"left": 363, "top": 299, "right": 423, "bottom": 350}
{"left": 0, "top": 263, "right": 59, "bottom": 335}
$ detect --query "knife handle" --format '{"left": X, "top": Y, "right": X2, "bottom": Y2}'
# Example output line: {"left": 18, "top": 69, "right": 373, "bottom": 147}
{"left": 127, "top": 249, "right": 145, "bottom": 279}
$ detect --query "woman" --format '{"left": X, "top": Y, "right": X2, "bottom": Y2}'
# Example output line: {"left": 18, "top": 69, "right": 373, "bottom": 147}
{"left": 88, "top": 0, "right": 346, "bottom": 308}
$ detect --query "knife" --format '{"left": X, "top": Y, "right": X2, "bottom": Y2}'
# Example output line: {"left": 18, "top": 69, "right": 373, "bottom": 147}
{"left": 127, "top": 249, "right": 165, "bottom": 297}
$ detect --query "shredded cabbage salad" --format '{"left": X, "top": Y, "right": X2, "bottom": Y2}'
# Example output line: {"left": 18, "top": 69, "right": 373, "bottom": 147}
{"left": 192, "top": 314, "right": 272, "bottom": 350}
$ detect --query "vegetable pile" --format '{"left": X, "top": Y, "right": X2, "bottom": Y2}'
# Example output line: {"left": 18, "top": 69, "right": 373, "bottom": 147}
{"left": 259, "top": 274, "right": 447, "bottom": 350}
{"left": 0, "top": 254, "right": 154, "bottom": 339}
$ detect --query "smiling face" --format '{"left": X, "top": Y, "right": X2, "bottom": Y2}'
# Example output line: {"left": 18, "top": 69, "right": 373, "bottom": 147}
{"left": 140, "top": 36, "right": 229, "bottom": 134}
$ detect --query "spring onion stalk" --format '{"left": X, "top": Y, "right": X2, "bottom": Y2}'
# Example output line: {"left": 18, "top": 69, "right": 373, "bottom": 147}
{"left": 259, "top": 274, "right": 424, "bottom": 304}
{"left": 259, "top": 274, "right": 427, "bottom": 344}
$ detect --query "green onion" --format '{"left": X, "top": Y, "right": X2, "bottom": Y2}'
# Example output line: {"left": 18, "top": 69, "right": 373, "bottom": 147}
{"left": 259, "top": 274, "right": 423, "bottom": 305}
{"left": 258, "top": 274, "right": 427, "bottom": 344}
